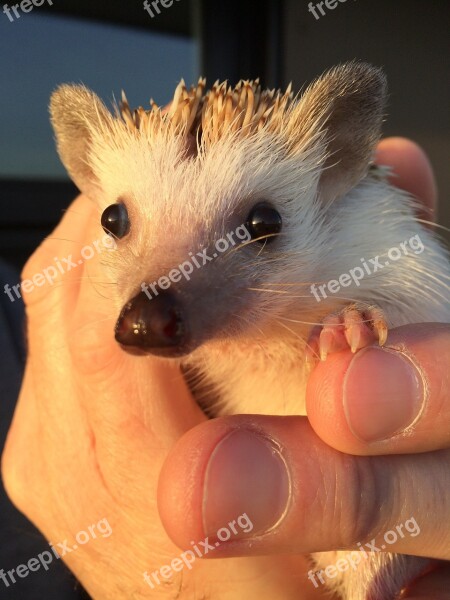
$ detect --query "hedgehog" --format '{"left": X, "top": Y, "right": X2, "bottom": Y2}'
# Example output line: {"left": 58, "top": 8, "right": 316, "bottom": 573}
{"left": 50, "top": 61, "right": 450, "bottom": 600}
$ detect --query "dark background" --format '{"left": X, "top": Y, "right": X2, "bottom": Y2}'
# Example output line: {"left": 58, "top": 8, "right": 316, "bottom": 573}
{"left": 0, "top": 1, "right": 448, "bottom": 598}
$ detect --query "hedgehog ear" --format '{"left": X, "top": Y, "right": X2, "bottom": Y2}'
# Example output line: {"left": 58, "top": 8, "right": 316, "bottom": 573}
{"left": 50, "top": 85, "right": 114, "bottom": 200}
{"left": 290, "top": 62, "right": 387, "bottom": 203}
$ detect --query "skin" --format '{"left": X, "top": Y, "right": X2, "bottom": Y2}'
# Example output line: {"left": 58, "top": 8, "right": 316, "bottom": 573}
{"left": 1, "top": 137, "right": 449, "bottom": 599}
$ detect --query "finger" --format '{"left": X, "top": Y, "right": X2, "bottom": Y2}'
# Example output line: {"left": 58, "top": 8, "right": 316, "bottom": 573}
{"left": 21, "top": 193, "right": 115, "bottom": 388}
{"left": 306, "top": 323, "right": 450, "bottom": 454}
{"left": 2, "top": 194, "right": 98, "bottom": 503}
{"left": 375, "top": 137, "right": 438, "bottom": 221}
{"left": 20, "top": 194, "right": 95, "bottom": 322}
{"left": 158, "top": 415, "right": 450, "bottom": 560}
{"left": 19, "top": 194, "right": 100, "bottom": 414}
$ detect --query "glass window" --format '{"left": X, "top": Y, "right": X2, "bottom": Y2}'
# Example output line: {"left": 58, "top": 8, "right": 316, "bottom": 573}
{"left": 0, "top": 12, "right": 199, "bottom": 177}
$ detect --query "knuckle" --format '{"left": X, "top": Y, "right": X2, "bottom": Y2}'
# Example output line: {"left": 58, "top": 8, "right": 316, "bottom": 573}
{"left": 20, "top": 239, "right": 62, "bottom": 309}
{"left": 1, "top": 430, "right": 36, "bottom": 520}
{"left": 338, "top": 455, "right": 389, "bottom": 547}
{"left": 21, "top": 238, "right": 53, "bottom": 283}
{"left": 68, "top": 319, "right": 117, "bottom": 377}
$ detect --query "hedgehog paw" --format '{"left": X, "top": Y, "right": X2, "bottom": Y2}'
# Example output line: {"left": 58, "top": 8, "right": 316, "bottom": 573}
{"left": 307, "top": 304, "right": 388, "bottom": 362}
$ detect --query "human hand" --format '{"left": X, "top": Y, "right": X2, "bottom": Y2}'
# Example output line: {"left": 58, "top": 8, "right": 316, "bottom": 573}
{"left": 158, "top": 138, "right": 450, "bottom": 598}
{"left": 2, "top": 138, "right": 448, "bottom": 600}
{"left": 1, "top": 195, "right": 323, "bottom": 599}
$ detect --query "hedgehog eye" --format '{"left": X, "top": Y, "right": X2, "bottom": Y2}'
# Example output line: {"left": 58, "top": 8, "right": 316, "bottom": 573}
{"left": 101, "top": 203, "right": 130, "bottom": 239}
{"left": 246, "top": 202, "right": 282, "bottom": 244}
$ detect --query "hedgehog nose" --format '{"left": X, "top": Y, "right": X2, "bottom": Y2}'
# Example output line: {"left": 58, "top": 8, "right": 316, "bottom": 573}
{"left": 115, "top": 290, "right": 187, "bottom": 357}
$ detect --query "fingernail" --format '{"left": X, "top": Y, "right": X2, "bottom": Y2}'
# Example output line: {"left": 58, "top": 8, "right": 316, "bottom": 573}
{"left": 343, "top": 347, "right": 425, "bottom": 442}
{"left": 203, "top": 430, "right": 291, "bottom": 540}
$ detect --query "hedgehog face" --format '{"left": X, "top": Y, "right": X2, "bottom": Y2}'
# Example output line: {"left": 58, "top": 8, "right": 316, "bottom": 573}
{"left": 50, "top": 63, "right": 387, "bottom": 356}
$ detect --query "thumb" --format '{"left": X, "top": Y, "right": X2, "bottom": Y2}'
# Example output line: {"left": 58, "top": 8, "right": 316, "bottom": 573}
{"left": 157, "top": 414, "right": 449, "bottom": 560}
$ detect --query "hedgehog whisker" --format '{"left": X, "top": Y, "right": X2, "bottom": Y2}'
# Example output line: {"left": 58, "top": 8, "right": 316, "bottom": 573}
{"left": 247, "top": 288, "right": 317, "bottom": 299}
{"left": 275, "top": 318, "right": 320, "bottom": 361}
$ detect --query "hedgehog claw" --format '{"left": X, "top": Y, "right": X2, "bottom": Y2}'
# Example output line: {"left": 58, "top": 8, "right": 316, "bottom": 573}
{"left": 308, "top": 304, "right": 389, "bottom": 363}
